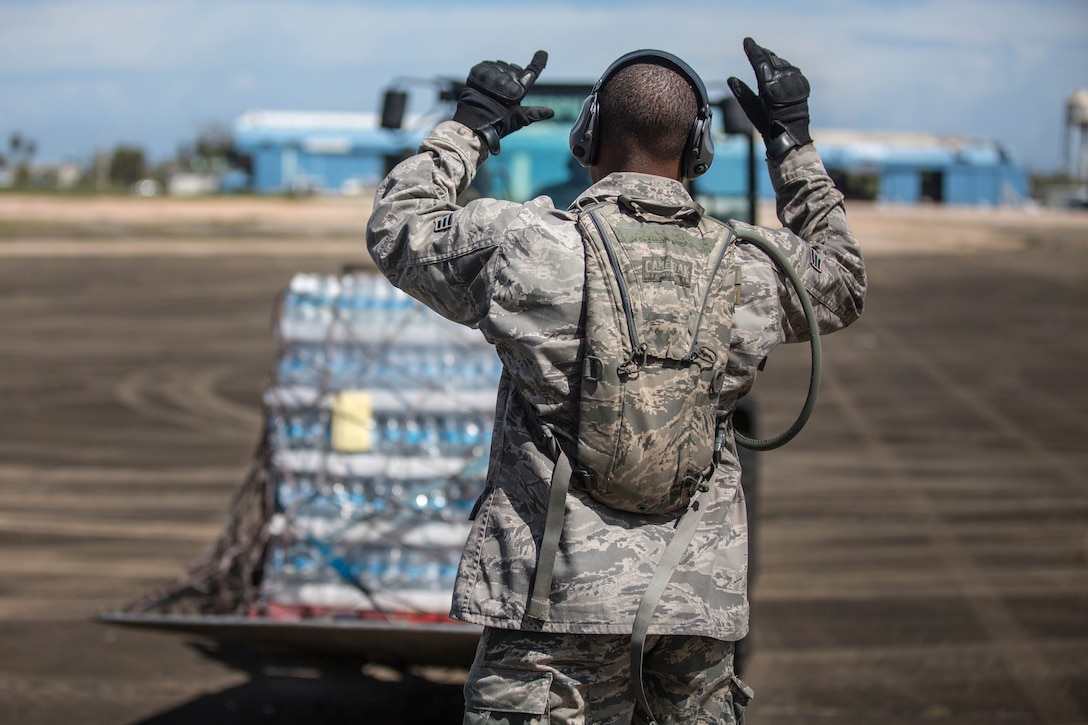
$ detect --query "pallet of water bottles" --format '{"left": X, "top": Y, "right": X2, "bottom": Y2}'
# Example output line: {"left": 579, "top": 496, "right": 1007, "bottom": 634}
{"left": 256, "top": 272, "right": 501, "bottom": 621}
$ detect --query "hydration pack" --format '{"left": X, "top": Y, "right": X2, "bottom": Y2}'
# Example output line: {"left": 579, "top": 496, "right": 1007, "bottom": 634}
{"left": 572, "top": 194, "right": 737, "bottom": 515}
{"left": 527, "top": 193, "right": 738, "bottom": 626}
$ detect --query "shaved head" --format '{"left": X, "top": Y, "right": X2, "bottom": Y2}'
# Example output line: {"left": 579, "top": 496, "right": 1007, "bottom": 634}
{"left": 597, "top": 61, "right": 699, "bottom": 165}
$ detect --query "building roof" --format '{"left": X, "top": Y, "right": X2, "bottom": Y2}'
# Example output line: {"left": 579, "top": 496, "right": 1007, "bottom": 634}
{"left": 812, "top": 129, "right": 1013, "bottom": 168}
{"left": 233, "top": 110, "right": 427, "bottom": 154}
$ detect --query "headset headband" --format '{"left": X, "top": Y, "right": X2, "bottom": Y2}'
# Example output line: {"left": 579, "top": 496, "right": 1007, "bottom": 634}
{"left": 592, "top": 49, "right": 710, "bottom": 109}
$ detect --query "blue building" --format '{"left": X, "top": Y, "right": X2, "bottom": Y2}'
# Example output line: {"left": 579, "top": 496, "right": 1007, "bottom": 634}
{"left": 232, "top": 110, "right": 426, "bottom": 195}
{"left": 813, "top": 129, "right": 1028, "bottom": 206}
{"left": 232, "top": 107, "right": 1027, "bottom": 208}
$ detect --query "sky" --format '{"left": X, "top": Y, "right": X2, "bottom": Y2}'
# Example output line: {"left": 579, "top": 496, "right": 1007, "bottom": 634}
{"left": 1, "top": 0, "right": 1085, "bottom": 173}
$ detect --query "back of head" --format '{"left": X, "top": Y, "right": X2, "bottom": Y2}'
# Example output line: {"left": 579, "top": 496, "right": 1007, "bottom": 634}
{"left": 598, "top": 62, "right": 699, "bottom": 167}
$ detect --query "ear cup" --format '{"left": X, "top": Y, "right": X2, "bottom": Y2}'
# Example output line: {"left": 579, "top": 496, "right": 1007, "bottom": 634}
{"left": 569, "top": 94, "right": 599, "bottom": 167}
{"left": 570, "top": 49, "right": 715, "bottom": 179}
{"left": 684, "top": 113, "right": 715, "bottom": 179}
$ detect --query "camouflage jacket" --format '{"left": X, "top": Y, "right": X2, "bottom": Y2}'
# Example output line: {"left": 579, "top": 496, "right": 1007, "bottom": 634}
{"left": 366, "top": 120, "right": 866, "bottom": 639}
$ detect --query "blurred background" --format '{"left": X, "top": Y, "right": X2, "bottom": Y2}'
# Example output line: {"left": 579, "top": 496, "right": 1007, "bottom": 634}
{"left": 1, "top": 1, "right": 1086, "bottom": 724}
{"left": 1, "top": 0, "right": 1087, "bottom": 205}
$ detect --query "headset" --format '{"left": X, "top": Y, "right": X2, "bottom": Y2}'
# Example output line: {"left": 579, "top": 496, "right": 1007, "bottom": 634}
{"left": 569, "top": 49, "right": 715, "bottom": 180}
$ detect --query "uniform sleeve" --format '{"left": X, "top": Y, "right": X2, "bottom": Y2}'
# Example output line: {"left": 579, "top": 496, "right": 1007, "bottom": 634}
{"left": 365, "top": 121, "right": 523, "bottom": 326}
{"left": 765, "top": 143, "right": 867, "bottom": 341}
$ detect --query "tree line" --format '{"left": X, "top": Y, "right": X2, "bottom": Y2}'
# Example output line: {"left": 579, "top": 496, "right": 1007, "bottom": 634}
{"left": 0, "top": 124, "right": 251, "bottom": 193}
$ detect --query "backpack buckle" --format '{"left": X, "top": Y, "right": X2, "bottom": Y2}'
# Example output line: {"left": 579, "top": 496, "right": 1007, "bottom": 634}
{"left": 712, "top": 419, "right": 729, "bottom": 465}
{"left": 539, "top": 422, "right": 561, "bottom": 460}
{"left": 710, "top": 369, "right": 727, "bottom": 395}
{"left": 681, "top": 467, "right": 714, "bottom": 500}
{"left": 571, "top": 467, "right": 597, "bottom": 493}
{"left": 618, "top": 346, "right": 648, "bottom": 377}
{"left": 681, "top": 472, "right": 710, "bottom": 500}
{"left": 583, "top": 355, "right": 604, "bottom": 382}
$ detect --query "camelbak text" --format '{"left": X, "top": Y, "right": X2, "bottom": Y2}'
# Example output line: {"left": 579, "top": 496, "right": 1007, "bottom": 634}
{"left": 643, "top": 255, "right": 693, "bottom": 286}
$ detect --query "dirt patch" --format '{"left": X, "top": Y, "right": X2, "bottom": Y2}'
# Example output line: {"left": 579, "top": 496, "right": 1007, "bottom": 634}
{"left": 0, "top": 194, "right": 372, "bottom": 240}
{"left": 837, "top": 201, "right": 1088, "bottom": 255}
{"left": 1, "top": 193, "right": 1085, "bottom": 256}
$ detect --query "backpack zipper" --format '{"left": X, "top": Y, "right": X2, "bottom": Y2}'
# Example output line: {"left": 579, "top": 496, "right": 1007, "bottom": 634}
{"left": 588, "top": 210, "right": 645, "bottom": 363}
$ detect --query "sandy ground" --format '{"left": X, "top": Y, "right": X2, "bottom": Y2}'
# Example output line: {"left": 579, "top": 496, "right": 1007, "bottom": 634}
{"left": 0, "top": 193, "right": 1086, "bottom": 724}
{"left": 2, "top": 192, "right": 1087, "bottom": 255}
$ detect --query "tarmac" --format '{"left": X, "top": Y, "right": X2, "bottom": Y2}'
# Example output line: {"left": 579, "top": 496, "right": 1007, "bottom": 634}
{"left": 0, "top": 195, "right": 1085, "bottom": 724}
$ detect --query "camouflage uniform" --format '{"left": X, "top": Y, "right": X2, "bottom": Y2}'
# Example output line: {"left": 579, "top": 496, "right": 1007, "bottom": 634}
{"left": 366, "top": 120, "right": 866, "bottom": 722}
{"left": 463, "top": 629, "right": 752, "bottom": 725}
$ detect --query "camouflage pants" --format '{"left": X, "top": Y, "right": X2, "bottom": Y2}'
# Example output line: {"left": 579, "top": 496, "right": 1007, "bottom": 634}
{"left": 463, "top": 627, "right": 753, "bottom": 725}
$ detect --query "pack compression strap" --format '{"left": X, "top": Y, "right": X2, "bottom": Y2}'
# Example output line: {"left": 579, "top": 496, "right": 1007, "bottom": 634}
{"left": 526, "top": 431, "right": 572, "bottom": 621}
{"left": 629, "top": 498, "right": 707, "bottom": 725}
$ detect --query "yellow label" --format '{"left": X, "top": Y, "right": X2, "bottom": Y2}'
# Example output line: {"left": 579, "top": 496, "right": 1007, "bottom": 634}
{"left": 331, "top": 390, "right": 373, "bottom": 452}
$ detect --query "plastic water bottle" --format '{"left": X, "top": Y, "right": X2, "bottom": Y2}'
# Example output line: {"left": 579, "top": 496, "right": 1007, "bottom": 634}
{"left": 268, "top": 410, "right": 328, "bottom": 450}
{"left": 294, "top": 490, "right": 346, "bottom": 539}
{"left": 275, "top": 473, "right": 318, "bottom": 510}
{"left": 275, "top": 344, "right": 330, "bottom": 388}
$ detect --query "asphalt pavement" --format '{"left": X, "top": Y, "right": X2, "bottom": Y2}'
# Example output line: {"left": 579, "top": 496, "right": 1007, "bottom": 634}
{"left": 0, "top": 203, "right": 1085, "bottom": 724}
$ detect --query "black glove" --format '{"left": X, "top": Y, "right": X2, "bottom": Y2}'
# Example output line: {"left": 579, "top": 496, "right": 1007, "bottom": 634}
{"left": 727, "top": 38, "right": 812, "bottom": 159}
{"left": 452, "top": 50, "right": 555, "bottom": 155}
